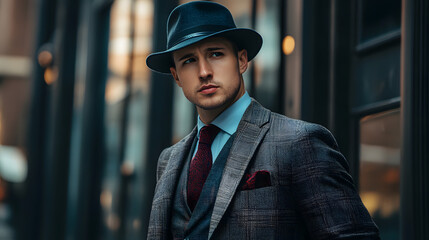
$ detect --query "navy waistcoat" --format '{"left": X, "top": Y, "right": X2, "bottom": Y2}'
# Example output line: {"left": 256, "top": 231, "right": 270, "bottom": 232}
{"left": 171, "top": 134, "right": 235, "bottom": 239}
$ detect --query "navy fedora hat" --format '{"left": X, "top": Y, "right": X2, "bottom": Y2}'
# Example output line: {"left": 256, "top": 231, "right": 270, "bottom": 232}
{"left": 146, "top": 1, "right": 263, "bottom": 74}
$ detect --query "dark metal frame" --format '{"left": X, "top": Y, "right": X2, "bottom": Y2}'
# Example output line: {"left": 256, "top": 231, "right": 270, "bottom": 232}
{"left": 248, "top": 0, "right": 257, "bottom": 97}
{"left": 278, "top": 0, "right": 286, "bottom": 114}
{"left": 401, "top": 0, "right": 429, "bottom": 239}
{"left": 355, "top": 0, "right": 401, "bottom": 54}
{"left": 301, "top": 0, "right": 331, "bottom": 127}
{"left": 328, "top": 0, "right": 353, "bottom": 172}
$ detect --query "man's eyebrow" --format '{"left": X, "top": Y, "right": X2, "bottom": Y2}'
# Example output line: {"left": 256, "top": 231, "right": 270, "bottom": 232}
{"left": 178, "top": 53, "right": 194, "bottom": 61}
{"left": 177, "top": 47, "right": 225, "bottom": 61}
{"left": 207, "top": 47, "right": 224, "bottom": 51}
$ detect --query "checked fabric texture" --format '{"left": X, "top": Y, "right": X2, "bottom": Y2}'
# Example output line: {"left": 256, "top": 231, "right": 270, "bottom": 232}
{"left": 187, "top": 124, "right": 220, "bottom": 211}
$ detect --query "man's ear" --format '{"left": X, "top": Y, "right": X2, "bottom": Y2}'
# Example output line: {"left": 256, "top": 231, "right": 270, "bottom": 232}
{"left": 170, "top": 67, "right": 182, "bottom": 87}
{"left": 238, "top": 49, "right": 248, "bottom": 74}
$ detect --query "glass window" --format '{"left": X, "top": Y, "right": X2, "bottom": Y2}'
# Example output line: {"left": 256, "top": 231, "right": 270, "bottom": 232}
{"left": 352, "top": 45, "right": 400, "bottom": 108}
{"left": 359, "top": 109, "right": 400, "bottom": 240}
{"left": 358, "top": 0, "right": 401, "bottom": 43}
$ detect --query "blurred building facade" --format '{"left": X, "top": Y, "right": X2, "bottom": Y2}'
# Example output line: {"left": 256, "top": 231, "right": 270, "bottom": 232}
{"left": 0, "top": 0, "right": 427, "bottom": 239}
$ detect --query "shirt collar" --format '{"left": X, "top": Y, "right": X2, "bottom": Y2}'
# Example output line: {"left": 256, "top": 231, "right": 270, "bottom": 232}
{"left": 197, "top": 91, "right": 251, "bottom": 136}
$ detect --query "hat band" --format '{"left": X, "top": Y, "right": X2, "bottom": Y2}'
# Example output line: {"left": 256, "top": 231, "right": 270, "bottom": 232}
{"left": 168, "top": 31, "right": 213, "bottom": 49}
{"left": 167, "top": 24, "right": 235, "bottom": 49}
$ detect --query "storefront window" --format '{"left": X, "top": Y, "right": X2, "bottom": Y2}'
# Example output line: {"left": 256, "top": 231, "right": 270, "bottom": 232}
{"left": 358, "top": 0, "right": 401, "bottom": 44}
{"left": 359, "top": 109, "right": 400, "bottom": 240}
{"left": 353, "top": 45, "right": 400, "bottom": 108}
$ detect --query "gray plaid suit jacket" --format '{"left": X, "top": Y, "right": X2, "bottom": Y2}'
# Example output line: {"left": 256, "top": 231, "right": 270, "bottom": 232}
{"left": 147, "top": 100, "right": 379, "bottom": 240}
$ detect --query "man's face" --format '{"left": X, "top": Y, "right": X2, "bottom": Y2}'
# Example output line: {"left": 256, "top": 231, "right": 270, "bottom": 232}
{"left": 170, "top": 37, "right": 248, "bottom": 122}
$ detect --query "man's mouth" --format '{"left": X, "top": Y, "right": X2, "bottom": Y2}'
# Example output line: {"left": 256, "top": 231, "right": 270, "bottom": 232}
{"left": 199, "top": 84, "right": 218, "bottom": 94}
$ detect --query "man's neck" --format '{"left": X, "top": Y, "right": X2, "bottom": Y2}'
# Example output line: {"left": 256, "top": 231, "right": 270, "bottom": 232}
{"left": 198, "top": 109, "right": 223, "bottom": 125}
{"left": 197, "top": 91, "right": 245, "bottom": 124}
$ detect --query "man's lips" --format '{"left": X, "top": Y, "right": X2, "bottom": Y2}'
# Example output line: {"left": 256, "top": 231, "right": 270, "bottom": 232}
{"left": 198, "top": 84, "right": 218, "bottom": 94}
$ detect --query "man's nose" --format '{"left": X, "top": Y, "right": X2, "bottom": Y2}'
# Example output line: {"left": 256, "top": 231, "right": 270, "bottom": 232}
{"left": 198, "top": 58, "right": 213, "bottom": 80}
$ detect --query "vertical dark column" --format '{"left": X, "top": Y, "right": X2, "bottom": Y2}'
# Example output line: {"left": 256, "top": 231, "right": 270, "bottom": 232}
{"left": 19, "top": 0, "right": 57, "bottom": 239}
{"left": 142, "top": 0, "right": 177, "bottom": 238}
{"left": 40, "top": 0, "right": 80, "bottom": 238}
{"left": 401, "top": 0, "right": 429, "bottom": 239}
{"left": 249, "top": 0, "right": 257, "bottom": 97}
{"left": 278, "top": 0, "right": 286, "bottom": 115}
{"left": 301, "top": 0, "right": 330, "bottom": 127}
{"left": 69, "top": 2, "right": 112, "bottom": 240}
{"left": 328, "top": 0, "right": 352, "bottom": 173}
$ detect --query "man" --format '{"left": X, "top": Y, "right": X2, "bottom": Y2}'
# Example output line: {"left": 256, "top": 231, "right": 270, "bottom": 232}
{"left": 145, "top": 1, "right": 379, "bottom": 239}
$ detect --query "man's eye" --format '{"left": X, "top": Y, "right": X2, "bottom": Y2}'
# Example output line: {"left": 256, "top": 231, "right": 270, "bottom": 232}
{"left": 212, "top": 52, "right": 223, "bottom": 57}
{"left": 183, "top": 58, "right": 195, "bottom": 64}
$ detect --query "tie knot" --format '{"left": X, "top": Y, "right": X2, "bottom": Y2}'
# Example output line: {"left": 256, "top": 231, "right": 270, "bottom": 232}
{"left": 199, "top": 124, "right": 220, "bottom": 145}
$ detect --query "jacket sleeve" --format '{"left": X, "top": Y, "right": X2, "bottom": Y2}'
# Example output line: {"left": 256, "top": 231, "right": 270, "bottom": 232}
{"left": 291, "top": 123, "right": 380, "bottom": 240}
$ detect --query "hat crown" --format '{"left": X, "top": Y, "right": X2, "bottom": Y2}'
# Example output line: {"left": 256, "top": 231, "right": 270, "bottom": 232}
{"left": 146, "top": 1, "right": 262, "bottom": 74}
{"left": 166, "top": 1, "right": 237, "bottom": 49}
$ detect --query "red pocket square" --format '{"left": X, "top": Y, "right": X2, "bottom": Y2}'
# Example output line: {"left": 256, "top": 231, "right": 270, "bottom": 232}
{"left": 241, "top": 170, "right": 271, "bottom": 190}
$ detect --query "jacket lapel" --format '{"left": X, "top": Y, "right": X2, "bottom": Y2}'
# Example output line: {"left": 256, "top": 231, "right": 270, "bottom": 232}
{"left": 208, "top": 100, "right": 271, "bottom": 238}
{"left": 148, "top": 127, "right": 197, "bottom": 239}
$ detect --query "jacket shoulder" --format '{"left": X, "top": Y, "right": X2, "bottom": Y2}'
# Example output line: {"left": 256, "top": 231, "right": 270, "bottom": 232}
{"left": 268, "top": 112, "right": 338, "bottom": 146}
{"left": 156, "top": 128, "right": 196, "bottom": 180}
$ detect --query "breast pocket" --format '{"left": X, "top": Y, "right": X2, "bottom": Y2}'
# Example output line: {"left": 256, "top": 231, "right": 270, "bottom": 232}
{"left": 234, "top": 186, "right": 278, "bottom": 209}
{"left": 230, "top": 186, "right": 296, "bottom": 221}
{"left": 218, "top": 186, "right": 300, "bottom": 239}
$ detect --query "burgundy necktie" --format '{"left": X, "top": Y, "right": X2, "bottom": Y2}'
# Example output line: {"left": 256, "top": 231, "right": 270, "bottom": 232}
{"left": 187, "top": 124, "right": 220, "bottom": 211}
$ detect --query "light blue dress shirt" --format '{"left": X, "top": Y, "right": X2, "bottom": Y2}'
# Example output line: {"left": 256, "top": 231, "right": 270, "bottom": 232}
{"left": 193, "top": 91, "right": 251, "bottom": 162}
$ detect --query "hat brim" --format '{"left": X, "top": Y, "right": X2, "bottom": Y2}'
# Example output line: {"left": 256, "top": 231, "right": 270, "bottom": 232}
{"left": 146, "top": 28, "right": 263, "bottom": 74}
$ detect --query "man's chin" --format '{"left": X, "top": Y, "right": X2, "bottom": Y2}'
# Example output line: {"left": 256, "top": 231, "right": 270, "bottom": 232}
{"left": 196, "top": 99, "right": 228, "bottom": 111}
{"left": 195, "top": 95, "right": 236, "bottom": 112}
{"left": 197, "top": 103, "right": 224, "bottom": 111}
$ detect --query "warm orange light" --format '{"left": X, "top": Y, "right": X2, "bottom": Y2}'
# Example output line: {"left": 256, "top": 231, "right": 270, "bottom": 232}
{"left": 360, "top": 191, "right": 380, "bottom": 216}
{"left": 282, "top": 35, "right": 295, "bottom": 55}
{"left": 44, "top": 67, "right": 58, "bottom": 85}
